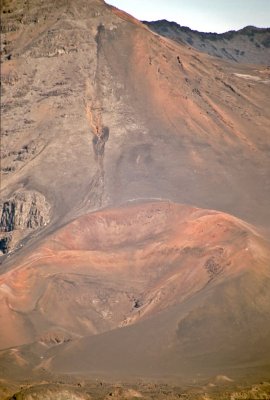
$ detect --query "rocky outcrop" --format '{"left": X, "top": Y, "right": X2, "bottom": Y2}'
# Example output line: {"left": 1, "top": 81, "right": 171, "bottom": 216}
{"left": 0, "top": 234, "right": 11, "bottom": 254}
{"left": 0, "top": 190, "right": 50, "bottom": 254}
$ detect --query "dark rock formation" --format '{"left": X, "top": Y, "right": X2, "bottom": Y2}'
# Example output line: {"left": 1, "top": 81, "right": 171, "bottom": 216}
{"left": 0, "top": 190, "right": 50, "bottom": 253}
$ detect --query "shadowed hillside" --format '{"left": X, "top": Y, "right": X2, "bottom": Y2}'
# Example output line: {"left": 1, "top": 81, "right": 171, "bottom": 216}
{"left": 143, "top": 20, "right": 270, "bottom": 64}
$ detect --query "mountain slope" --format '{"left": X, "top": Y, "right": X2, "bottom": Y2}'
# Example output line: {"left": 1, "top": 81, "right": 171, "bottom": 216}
{"left": 1, "top": 0, "right": 270, "bottom": 389}
{"left": 1, "top": 0, "right": 270, "bottom": 258}
{"left": 143, "top": 21, "right": 270, "bottom": 64}
{"left": 0, "top": 200, "right": 270, "bottom": 381}
{"left": 49, "top": 268, "right": 270, "bottom": 380}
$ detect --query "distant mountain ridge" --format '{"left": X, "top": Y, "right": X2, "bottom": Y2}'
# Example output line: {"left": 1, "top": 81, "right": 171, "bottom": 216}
{"left": 143, "top": 20, "right": 270, "bottom": 64}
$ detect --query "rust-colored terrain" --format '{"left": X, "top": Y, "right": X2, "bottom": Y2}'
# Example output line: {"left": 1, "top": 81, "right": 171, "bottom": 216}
{"left": 0, "top": 0, "right": 270, "bottom": 398}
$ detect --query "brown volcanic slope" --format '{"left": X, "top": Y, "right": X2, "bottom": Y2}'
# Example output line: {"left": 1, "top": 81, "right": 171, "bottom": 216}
{"left": 0, "top": 201, "right": 270, "bottom": 381}
{"left": 1, "top": 0, "right": 270, "bottom": 256}
{"left": 144, "top": 21, "right": 270, "bottom": 65}
{"left": 0, "top": 0, "right": 270, "bottom": 387}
